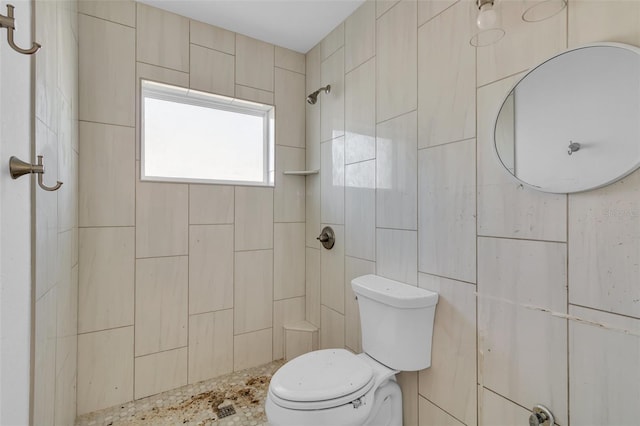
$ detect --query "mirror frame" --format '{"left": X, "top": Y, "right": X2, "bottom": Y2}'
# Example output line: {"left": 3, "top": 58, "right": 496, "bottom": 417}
{"left": 493, "top": 42, "right": 640, "bottom": 194}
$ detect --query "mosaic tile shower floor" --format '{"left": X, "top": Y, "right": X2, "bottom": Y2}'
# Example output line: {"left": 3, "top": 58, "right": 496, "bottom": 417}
{"left": 76, "top": 360, "right": 285, "bottom": 426}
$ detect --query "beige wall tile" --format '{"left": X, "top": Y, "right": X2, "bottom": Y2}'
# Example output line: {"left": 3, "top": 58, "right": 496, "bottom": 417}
{"left": 418, "top": 0, "right": 457, "bottom": 26}
{"left": 376, "top": 229, "right": 418, "bottom": 285}
{"left": 58, "top": 264, "right": 78, "bottom": 338}
{"left": 344, "top": 256, "right": 375, "bottom": 353}
{"left": 321, "top": 224, "right": 345, "bottom": 313}
{"left": 376, "top": 0, "right": 401, "bottom": 18}
{"left": 376, "top": 111, "right": 417, "bottom": 230}
{"left": 479, "top": 387, "right": 531, "bottom": 426}
{"left": 136, "top": 3, "right": 189, "bottom": 72}
{"left": 189, "top": 225, "right": 234, "bottom": 315}
{"left": 478, "top": 237, "right": 567, "bottom": 425}
{"left": 273, "top": 297, "right": 306, "bottom": 359}
{"left": 321, "top": 138, "right": 345, "bottom": 225}
{"left": 78, "top": 0, "right": 135, "bottom": 27}
{"left": 235, "top": 85, "right": 274, "bottom": 105}
{"left": 235, "top": 34, "right": 274, "bottom": 91}
{"left": 79, "top": 122, "right": 135, "bottom": 227}
{"left": 418, "top": 1, "right": 475, "bottom": 149}
{"left": 234, "top": 250, "right": 273, "bottom": 334}
{"left": 306, "top": 175, "right": 321, "bottom": 248}
{"left": 275, "top": 67, "right": 305, "bottom": 148}
{"left": 345, "top": 58, "right": 376, "bottom": 164}
{"left": 306, "top": 247, "right": 321, "bottom": 327}
{"left": 77, "top": 327, "right": 134, "bottom": 415}
{"left": 54, "top": 334, "right": 77, "bottom": 426}
{"left": 320, "top": 306, "right": 345, "bottom": 349}
{"left": 79, "top": 227, "right": 134, "bottom": 333}
{"left": 285, "top": 329, "right": 317, "bottom": 361}
{"left": 234, "top": 329, "right": 273, "bottom": 370}
{"left": 345, "top": 160, "right": 376, "bottom": 261}
{"left": 418, "top": 140, "right": 476, "bottom": 283}
{"left": 321, "top": 23, "right": 344, "bottom": 60}
{"left": 345, "top": 0, "right": 375, "bottom": 73}
{"left": 275, "top": 46, "right": 305, "bottom": 74}
{"left": 79, "top": 14, "right": 135, "bottom": 126}
{"left": 569, "top": 305, "right": 640, "bottom": 425}
{"left": 320, "top": 48, "right": 345, "bottom": 142}
{"left": 189, "top": 44, "right": 235, "bottom": 97}
{"left": 188, "top": 310, "right": 234, "bottom": 383}
{"left": 189, "top": 185, "right": 234, "bottom": 225}
{"left": 136, "top": 181, "right": 189, "bottom": 258}
{"left": 274, "top": 223, "right": 306, "bottom": 300}
{"left": 274, "top": 146, "right": 306, "bottom": 222}
{"left": 34, "top": 289, "right": 56, "bottom": 424}
{"left": 376, "top": 0, "right": 417, "bottom": 122}
{"left": 569, "top": 0, "right": 640, "bottom": 47}
{"left": 234, "top": 186, "right": 274, "bottom": 250}
{"left": 418, "top": 395, "right": 464, "bottom": 426}
{"left": 398, "top": 372, "right": 418, "bottom": 426}
{"left": 306, "top": 45, "right": 321, "bottom": 172}
{"left": 190, "top": 20, "right": 235, "bottom": 54}
{"left": 418, "top": 273, "right": 477, "bottom": 425}
{"left": 135, "top": 256, "right": 188, "bottom": 356}
{"left": 134, "top": 347, "right": 188, "bottom": 399}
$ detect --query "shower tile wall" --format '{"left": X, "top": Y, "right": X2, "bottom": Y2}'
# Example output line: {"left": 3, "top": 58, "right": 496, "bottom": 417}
{"left": 77, "top": 1, "right": 306, "bottom": 415}
{"left": 306, "top": 0, "right": 640, "bottom": 424}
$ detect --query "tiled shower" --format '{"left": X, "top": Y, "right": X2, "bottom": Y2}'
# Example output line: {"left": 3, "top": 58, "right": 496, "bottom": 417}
{"left": 28, "top": 0, "right": 640, "bottom": 424}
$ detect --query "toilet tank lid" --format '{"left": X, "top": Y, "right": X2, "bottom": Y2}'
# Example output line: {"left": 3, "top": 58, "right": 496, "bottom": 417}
{"left": 351, "top": 275, "right": 438, "bottom": 308}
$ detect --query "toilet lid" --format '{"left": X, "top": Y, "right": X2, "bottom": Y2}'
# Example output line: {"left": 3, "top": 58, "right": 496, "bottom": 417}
{"left": 270, "top": 349, "right": 374, "bottom": 403}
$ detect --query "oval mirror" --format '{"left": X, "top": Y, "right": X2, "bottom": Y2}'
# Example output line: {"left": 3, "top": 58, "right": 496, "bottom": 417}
{"left": 494, "top": 43, "right": 640, "bottom": 193}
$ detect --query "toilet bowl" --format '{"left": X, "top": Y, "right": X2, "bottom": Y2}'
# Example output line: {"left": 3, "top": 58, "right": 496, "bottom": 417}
{"left": 266, "top": 274, "right": 438, "bottom": 426}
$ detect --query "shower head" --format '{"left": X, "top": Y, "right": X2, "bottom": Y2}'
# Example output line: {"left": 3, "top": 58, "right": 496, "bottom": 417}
{"left": 306, "top": 85, "right": 331, "bottom": 105}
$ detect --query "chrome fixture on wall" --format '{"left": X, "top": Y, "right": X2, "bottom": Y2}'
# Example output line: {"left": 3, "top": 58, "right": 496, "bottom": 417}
{"left": 10, "top": 155, "right": 63, "bottom": 191}
{"left": 316, "top": 226, "right": 335, "bottom": 250}
{"left": 0, "top": 4, "right": 41, "bottom": 55}
{"left": 529, "top": 404, "right": 554, "bottom": 426}
{"left": 306, "top": 85, "right": 331, "bottom": 105}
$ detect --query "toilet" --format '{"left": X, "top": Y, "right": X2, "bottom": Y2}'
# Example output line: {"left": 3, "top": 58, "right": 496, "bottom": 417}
{"left": 266, "top": 274, "right": 439, "bottom": 426}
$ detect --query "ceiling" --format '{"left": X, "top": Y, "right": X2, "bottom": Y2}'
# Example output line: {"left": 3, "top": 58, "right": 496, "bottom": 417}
{"left": 136, "top": 0, "right": 366, "bottom": 53}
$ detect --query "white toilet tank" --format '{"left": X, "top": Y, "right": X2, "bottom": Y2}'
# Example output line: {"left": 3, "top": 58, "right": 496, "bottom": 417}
{"left": 352, "top": 274, "right": 438, "bottom": 371}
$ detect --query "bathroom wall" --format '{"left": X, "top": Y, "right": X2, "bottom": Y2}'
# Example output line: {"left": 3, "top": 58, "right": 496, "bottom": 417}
{"left": 306, "top": 0, "right": 640, "bottom": 424}
{"left": 32, "top": 0, "right": 79, "bottom": 424}
{"left": 77, "top": 1, "right": 306, "bottom": 415}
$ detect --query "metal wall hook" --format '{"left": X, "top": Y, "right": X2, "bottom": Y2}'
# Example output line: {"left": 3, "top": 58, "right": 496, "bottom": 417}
{"left": 0, "top": 4, "right": 41, "bottom": 55}
{"left": 9, "top": 155, "right": 63, "bottom": 191}
{"left": 568, "top": 141, "right": 581, "bottom": 155}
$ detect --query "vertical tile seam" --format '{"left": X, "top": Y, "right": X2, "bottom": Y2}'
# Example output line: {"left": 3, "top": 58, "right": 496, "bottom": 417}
{"left": 133, "top": 1, "right": 138, "bottom": 401}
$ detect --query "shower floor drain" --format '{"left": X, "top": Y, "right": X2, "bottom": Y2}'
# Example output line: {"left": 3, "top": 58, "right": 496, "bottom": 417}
{"left": 217, "top": 404, "right": 236, "bottom": 418}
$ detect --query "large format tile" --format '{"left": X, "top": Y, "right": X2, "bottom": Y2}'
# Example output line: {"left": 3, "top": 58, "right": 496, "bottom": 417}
{"left": 235, "top": 34, "right": 274, "bottom": 91}
{"left": 569, "top": 0, "right": 640, "bottom": 47}
{"left": 320, "top": 306, "right": 345, "bottom": 349}
{"left": 478, "top": 237, "right": 567, "bottom": 425}
{"left": 34, "top": 288, "right": 56, "bottom": 425}
{"left": 274, "top": 146, "right": 305, "bottom": 223}
{"left": 345, "top": 58, "right": 376, "bottom": 164}
{"left": 78, "top": 0, "right": 135, "bottom": 27}
{"left": 189, "top": 225, "right": 234, "bottom": 315}
{"left": 77, "top": 327, "right": 134, "bottom": 415}
{"left": 320, "top": 48, "right": 345, "bottom": 142}
{"left": 418, "top": 273, "right": 477, "bottom": 426}
{"left": 477, "top": 75, "right": 566, "bottom": 241}
{"left": 306, "top": 175, "right": 321, "bottom": 248}
{"left": 321, "top": 138, "right": 345, "bottom": 225}
{"left": 345, "top": 160, "right": 376, "bottom": 261}
{"left": 417, "top": 0, "right": 457, "bottom": 26}
{"left": 136, "top": 3, "right": 189, "bottom": 72}
{"left": 79, "top": 227, "right": 134, "bottom": 333}
{"left": 321, "top": 23, "right": 344, "bottom": 60}
{"left": 190, "top": 20, "right": 235, "bottom": 54}
{"left": 479, "top": 387, "right": 531, "bottom": 426}
{"left": 189, "top": 44, "right": 234, "bottom": 97}
{"left": 135, "top": 347, "right": 188, "bottom": 399}
{"left": 79, "top": 14, "right": 135, "bottom": 126}
{"left": 376, "top": 111, "right": 417, "bottom": 230}
{"left": 418, "top": 1, "right": 475, "bottom": 149}
{"left": 235, "top": 85, "right": 273, "bottom": 104}
{"left": 188, "top": 310, "right": 234, "bottom": 383}
{"left": 306, "top": 247, "right": 321, "bottom": 327}
{"left": 136, "top": 181, "right": 189, "bottom": 258}
{"left": 418, "top": 396, "right": 464, "bottom": 426}
{"left": 79, "top": 122, "right": 134, "bottom": 227}
{"left": 135, "top": 256, "right": 188, "bottom": 356}
{"left": 345, "top": 0, "right": 375, "bottom": 72}
{"left": 54, "top": 334, "right": 77, "bottom": 426}
{"left": 275, "top": 46, "right": 305, "bottom": 74}
{"left": 189, "top": 185, "right": 234, "bottom": 225}
{"left": 234, "top": 250, "right": 273, "bottom": 334}
{"left": 376, "top": 229, "right": 417, "bottom": 285}
{"left": 418, "top": 140, "right": 476, "bottom": 283}
{"left": 306, "top": 44, "right": 321, "bottom": 171}
{"left": 568, "top": 172, "right": 640, "bottom": 319}
{"left": 376, "top": 0, "right": 417, "bottom": 122}
{"left": 234, "top": 329, "right": 273, "bottom": 371}
{"left": 274, "top": 223, "right": 306, "bottom": 300}
{"left": 234, "top": 187, "right": 274, "bottom": 251}
{"left": 273, "top": 297, "right": 306, "bottom": 360}
{"left": 344, "top": 256, "right": 375, "bottom": 353}
{"left": 398, "top": 372, "right": 418, "bottom": 426}
{"left": 569, "top": 305, "right": 640, "bottom": 425}
{"left": 476, "top": 0, "right": 566, "bottom": 86}
{"left": 321, "top": 225, "right": 346, "bottom": 314}
{"left": 275, "top": 68, "right": 305, "bottom": 148}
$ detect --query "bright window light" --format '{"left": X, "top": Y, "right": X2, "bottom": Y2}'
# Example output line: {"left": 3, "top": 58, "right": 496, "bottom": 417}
{"left": 141, "top": 80, "right": 275, "bottom": 186}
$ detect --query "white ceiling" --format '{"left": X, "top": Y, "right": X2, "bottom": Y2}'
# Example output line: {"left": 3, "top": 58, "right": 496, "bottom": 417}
{"left": 137, "top": 0, "right": 366, "bottom": 53}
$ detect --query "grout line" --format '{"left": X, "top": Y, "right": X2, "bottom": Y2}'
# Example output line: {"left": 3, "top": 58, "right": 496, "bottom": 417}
{"left": 476, "top": 234, "right": 567, "bottom": 245}
{"left": 476, "top": 69, "right": 528, "bottom": 89}
{"left": 420, "top": 394, "right": 468, "bottom": 426}
{"left": 77, "top": 119, "right": 135, "bottom": 129}
{"left": 189, "top": 41, "right": 235, "bottom": 58}
{"left": 417, "top": 0, "right": 460, "bottom": 30}
{"left": 135, "top": 60, "right": 189, "bottom": 75}
{"left": 375, "top": 108, "right": 418, "bottom": 127}
{"left": 568, "top": 303, "right": 640, "bottom": 322}
{"left": 77, "top": 11, "right": 135, "bottom": 29}
{"left": 417, "top": 136, "right": 477, "bottom": 151}
{"left": 134, "top": 345, "right": 189, "bottom": 360}
{"left": 77, "top": 324, "right": 135, "bottom": 337}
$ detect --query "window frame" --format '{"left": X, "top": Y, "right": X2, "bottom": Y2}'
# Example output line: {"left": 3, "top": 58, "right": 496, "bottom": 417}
{"left": 140, "top": 79, "right": 275, "bottom": 187}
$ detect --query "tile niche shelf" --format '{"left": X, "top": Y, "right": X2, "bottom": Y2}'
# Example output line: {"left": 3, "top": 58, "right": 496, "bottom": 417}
{"left": 282, "top": 170, "right": 319, "bottom": 176}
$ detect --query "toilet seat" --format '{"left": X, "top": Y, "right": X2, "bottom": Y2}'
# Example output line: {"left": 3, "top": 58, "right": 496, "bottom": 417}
{"left": 269, "top": 349, "right": 375, "bottom": 410}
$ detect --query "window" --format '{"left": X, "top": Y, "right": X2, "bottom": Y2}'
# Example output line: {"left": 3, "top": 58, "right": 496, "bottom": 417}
{"left": 141, "top": 80, "right": 275, "bottom": 186}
